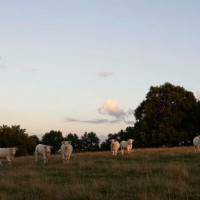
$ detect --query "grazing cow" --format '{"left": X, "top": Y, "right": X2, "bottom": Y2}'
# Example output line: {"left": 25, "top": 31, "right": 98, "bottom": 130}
{"left": 0, "top": 147, "right": 18, "bottom": 166}
{"left": 193, "top": 135, "right": 200, "bottom": 153}
{"left": 109, "top": 139, "right": 120, "bottom": 156}
{"left": 35, "top": 144, "right": 52, "bottom": 164}
{"left": 60, "top": 141, "right": 73, "bottom": 164}
{"left": 120, "top": 139, "right": 135, "bottom": 155}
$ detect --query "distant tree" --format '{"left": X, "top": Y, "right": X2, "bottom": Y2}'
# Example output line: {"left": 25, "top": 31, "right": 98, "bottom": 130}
{"left": 27, "top": 135, "right": 40, "bottom": 154}
{"left": 0, "top": 125, "right": 29, "bottom": 156}
{"left": 41, "top": 130, "right": 63, "bottom": 153}
{"left": 134, "top": 82, "right": 198, "bottom": 146}
{"left": 80, "top": 132, "right": 100, "bottom": 151}
{"left": 64, "top": 133, "right": 81, "bottom": 152}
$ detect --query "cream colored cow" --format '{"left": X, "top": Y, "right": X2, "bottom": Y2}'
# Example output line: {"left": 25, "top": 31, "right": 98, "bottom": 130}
{"left": 0, "top": 147, "right": 18, "bottom": 166}
{"left": 109, "top": 139, "right": 120, "bottom": 156}
{"left": 60, "top": 141, "right": 73, "bottom": 164}
{"left": 35, "top": 144, "right": 52, "bottom": 164}
{"left": 120, "top": 139, "right": 134, "bottom": 155}
{"left": 193, "top": 135, "right": 200, "bottom": 153}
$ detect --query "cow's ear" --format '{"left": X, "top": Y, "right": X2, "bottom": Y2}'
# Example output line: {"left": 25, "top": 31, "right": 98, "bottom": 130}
{"left": 50, "top": 146, "right": 53, "bottom": 149}
{"left": 68, "top": 141, "right": 71, "bottom": 144}
{"left": 61, "top": 141, "right": 65, "bottom": 144}
{"left": 16, "top": 147, "right": 19, "bottom": 151}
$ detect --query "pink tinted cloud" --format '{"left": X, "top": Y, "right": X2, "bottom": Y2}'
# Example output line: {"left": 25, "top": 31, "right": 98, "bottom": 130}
{"left": 98, "top": 71, "right": 115, "bottom": 78}
{"left": 99, "top": 99, "right": 125, "bottom": 119}
{"left": 22, "top": 67, "right": 39, "bottom": 72}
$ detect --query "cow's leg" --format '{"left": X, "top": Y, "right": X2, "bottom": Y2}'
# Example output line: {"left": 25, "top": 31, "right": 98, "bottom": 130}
{"left": 35, "top": 151, "right": 38, "bottom": 163}
{"left": 6, "top": 157, "right": 11, "bottom": 165}
{"left": 43, "top": 154, "right": 47, "bottom": 164}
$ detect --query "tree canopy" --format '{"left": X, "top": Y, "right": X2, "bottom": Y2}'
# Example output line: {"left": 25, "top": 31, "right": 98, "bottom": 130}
{"left": 134, "top": 82, "right": 198, "bottom": 146}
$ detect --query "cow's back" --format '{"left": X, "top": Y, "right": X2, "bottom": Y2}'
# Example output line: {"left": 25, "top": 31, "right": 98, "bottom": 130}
{"left": 35, "top": 144, "right": 45, "bottom": 154}
{"left": 193, "top": 137, "right": 200, "bottom": 147}
{"left": 0, "top": 148, "right": 8, "bottom": 158}
{"left": 120, "top": 141, "right": 127, "bottom": 149}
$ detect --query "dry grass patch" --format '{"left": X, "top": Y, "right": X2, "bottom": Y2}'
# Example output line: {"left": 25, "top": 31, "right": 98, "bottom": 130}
{"left": 0, "top": 147, "right": 200, "bottom": 200}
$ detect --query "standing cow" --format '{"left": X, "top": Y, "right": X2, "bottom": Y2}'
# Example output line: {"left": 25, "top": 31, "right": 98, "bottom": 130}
{"left": 120, "top": 139, "right": 134, "bottom": 155}
{"left": 193, "top": 135, "right": 200, "bottom": 153}
{"left": 109, "top": 139, "right": 120, "bottom": 156}
{"left": 0, "top": 147, "right": 18, "bottom": 166}
{"left": 60, "top": 141, "right": 73, "bottom": 164}
{"left": 35, "top": 144, "right": 52, "bottom": 164}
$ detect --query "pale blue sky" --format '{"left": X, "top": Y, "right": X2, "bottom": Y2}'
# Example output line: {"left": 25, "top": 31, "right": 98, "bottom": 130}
{"left": 0, "top": 0, "right": 200, "bottom": 138}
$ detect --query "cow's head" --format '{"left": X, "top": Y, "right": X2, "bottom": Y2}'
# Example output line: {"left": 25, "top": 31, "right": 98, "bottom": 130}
{"left": 9, "top": 147, "right": 18, "bottom": 156}
{"left": 44, "top": 146, "right": 52, "bottom": 154}
{"left": 61, "top": 141, "right": 71, "bottom": 145}
{"left": 109, "top": 139, "right": 115, "bottom": 143}
{"left": 127, "top": 139, "right": 134, "bottom": 144}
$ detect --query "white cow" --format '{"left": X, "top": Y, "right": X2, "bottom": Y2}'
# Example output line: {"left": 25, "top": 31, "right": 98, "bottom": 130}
{"left": 109, "top": 139, "right": 120, "bottom": 156}
{"left": 193, "top": 135, "right": 200, "bottom": 153}
{"left": 60, "top": 141, "right": 73, "bottom": 164}
{"left": 35, "top": 144, "right": 52, "bottom": 164}
{"left": 0, "top": 147, "right": 18, "bottom": 166}
{"left": 120, "top": 139, "right": 134, "bottom": 155}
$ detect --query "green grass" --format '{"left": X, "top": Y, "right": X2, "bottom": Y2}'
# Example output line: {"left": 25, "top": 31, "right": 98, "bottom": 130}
{"left": 0, "top": 147, "right": 200, "bottom": 200}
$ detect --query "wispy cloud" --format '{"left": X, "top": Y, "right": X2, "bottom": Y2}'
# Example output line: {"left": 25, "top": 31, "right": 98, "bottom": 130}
{"left": 197, "top": 91, "right": 200, "bottom": 100}
{"left": 22, "top": 67, "right": 39, "bottom": 72}
{"left": 0, "top": 65, "right": 6, "bottom": 69}
{"left": 65, "top": 118, "right": 121, "bottom": 124}
{"left": 98, "top": 71, "right": 115, "bottom": 78}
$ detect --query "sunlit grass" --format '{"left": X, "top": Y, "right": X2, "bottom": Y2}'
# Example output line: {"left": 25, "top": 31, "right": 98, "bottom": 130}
{"left": 0, "top": 147, "right": 200, "bottom": 200}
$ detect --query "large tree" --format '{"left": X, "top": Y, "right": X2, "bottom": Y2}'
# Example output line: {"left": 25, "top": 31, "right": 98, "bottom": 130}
{"left": 134, "top": 82, "right": 198, "bottom": 146}
{"left": 41, "top": 130, "right": 63, "bottom": 153}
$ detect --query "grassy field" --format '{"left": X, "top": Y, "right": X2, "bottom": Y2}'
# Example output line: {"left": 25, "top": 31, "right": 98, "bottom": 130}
{"left": 0, "top": 147, "right": 200, "bottom": 200}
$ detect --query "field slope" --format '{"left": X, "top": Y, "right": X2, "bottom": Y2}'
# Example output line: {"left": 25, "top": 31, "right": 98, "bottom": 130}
{"left": 0, "top": 147, "right": 200, "bottom": 200}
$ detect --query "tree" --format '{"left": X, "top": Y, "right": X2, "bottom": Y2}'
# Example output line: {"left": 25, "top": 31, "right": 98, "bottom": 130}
{"left": 0, "top": 125, "right": 29, "bottom": 156}
{"left": 27, "top": 135, "right": 40, "bottom": 154}
{"left": 41, "top": 130, "right": 63, "bottom": 153}
{"left": 134, "top": 82, "right": 198, "bottom": 146}
{"left": 80, "top": 132, "right": 100, "bottom": 151}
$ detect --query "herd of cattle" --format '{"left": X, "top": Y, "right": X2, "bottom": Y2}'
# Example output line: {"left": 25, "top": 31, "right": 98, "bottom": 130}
{"left": 0, "top": 136, "right": 200, "bottom": 166}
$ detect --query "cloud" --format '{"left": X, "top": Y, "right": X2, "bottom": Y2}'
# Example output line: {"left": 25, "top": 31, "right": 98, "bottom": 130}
{"left": 22, "top": 67, "right": 39, "bottom": 72}
{"left": 98, "top": 71, "right": 115, "bottom": 78}
{"left": 98, "top": 99, "right": 126, "bottom": 119}
{"left": 65, "top": 100, "right": 135, "bottom": 125}
{"left": 197, "top": 91, "right": 200, "bottom": 100}
{"left": 65, "top": 118, "right": 121, "bottom": 124}
{"left": 0, "top": 65, "right": 6, "bottom": 69}
{"left": 0, "top": 56, "right": 2, "bottom": 60}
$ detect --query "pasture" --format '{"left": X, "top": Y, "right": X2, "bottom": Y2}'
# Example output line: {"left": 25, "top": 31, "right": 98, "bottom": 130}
{"left": 0, "top": 147, "right": 200, "bottom": 200}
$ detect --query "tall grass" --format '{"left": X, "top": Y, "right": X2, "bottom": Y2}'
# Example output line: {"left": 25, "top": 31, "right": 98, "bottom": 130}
{"left": 0, "top": 147, "right": 200, "bottom": 200}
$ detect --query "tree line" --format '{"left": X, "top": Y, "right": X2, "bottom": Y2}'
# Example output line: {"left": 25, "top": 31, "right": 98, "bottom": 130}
{"left": 1, "top": 82, "right": 200, "bottom": 156}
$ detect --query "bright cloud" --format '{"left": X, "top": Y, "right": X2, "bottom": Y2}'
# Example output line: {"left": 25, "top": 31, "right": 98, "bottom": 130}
{"left": 99, "top": 99, "right": 125, "bottom": 119}
{"left": 197, "top": 91, "right": 200, "bottom": 100}
{"left": 98, "top": 71, "right": 115, "bottom": 78}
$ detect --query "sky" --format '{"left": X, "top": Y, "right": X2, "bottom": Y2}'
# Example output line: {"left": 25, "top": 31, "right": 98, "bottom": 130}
{"left": 0, "top": 0, "right": 200, "bottom": 139}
